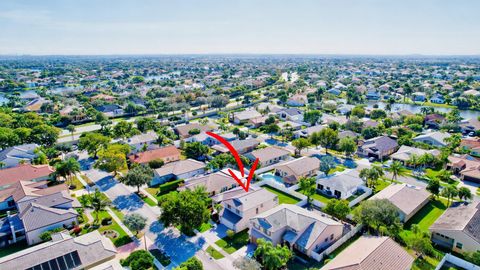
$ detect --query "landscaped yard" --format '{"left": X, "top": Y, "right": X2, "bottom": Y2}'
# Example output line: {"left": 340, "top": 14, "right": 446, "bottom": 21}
{"left": 206, "top": 246, "right": 224, "bottom": 259}
{"left": 375, "top": 179, "right": 391, "bottom": 192}
{"left": 215, "top": 230, "right": 249, "bottom": 254}
{"left": 312, "top": 192, "right": 332, "bottom": 204}
{"left": 70, "top": 175, "right": 85, "bottom": 191}
{"left": 97, "top": 210, "right": 132, "bottom": 247}
{"left": 141, "top": 195, "right": 157, "bottom": 207}
{"left": 0, "top": 240, "right": 28, "bottom": 258}
{"left": 197, "top": 222, "right": 212, "bottom": 233}
{"left": 404, "top": 198, "right": 448, "bottom": 231}
{"left": 263, "top": 185, "right": 301, "bottom": 204}
{"left": 328, "top": 164, "right": 346, "bottom": 175}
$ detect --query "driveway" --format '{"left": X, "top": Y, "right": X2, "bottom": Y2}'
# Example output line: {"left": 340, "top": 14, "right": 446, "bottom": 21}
{"left": 77, "top": 151, "right": 209, "bottom": 269}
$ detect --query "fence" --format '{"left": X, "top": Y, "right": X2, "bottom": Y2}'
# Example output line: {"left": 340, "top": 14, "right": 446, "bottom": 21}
{"left": 435, "top": 253, "right": 480, "bottom": 270}
{"left": 348, "top": 186, "right": 372, "bottom": 208}
{"left": 310, "top": 224, "right": 363, "bottom": 262}
{"left": 254, "top": 179, "right": 306, "bottom": 204}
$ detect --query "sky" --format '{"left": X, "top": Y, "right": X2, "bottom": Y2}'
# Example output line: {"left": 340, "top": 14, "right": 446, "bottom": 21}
{"left": 0, "top": 0, "right": 479, "bottom": 55}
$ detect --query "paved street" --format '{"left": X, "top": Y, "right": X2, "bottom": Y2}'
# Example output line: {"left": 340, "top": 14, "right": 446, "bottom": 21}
{"left": 76, "top": 151, "right": 223, "bottom": 269}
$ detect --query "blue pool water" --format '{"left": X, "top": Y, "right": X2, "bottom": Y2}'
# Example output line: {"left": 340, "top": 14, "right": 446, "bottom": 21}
{"left": 259, "top": 172, "right": 284, "bottom": 183}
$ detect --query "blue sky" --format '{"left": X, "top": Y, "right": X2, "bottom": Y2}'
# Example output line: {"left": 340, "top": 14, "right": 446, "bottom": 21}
{"left": 0, "top": 0, "right": 479, "bottom": 55}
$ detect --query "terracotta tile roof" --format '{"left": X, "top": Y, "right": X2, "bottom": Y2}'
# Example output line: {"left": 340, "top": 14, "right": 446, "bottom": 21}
{"left": 128, "top": 145, "right": 180, "bottom": 164}
{"left": 0, "top": 164, "right": 54, "bottom": 186}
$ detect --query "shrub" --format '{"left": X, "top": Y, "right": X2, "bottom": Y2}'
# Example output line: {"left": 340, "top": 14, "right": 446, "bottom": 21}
{"left": 101, "top": 217, "right": 112, "bottom": 226}
{"left": 148, "top": 159, "right": 164, "bottom": 169}
{"left": 226, "top": 229, "right": 235, "bottom": 239}
{"left": 114, "top": 235, "right": 133, "bottom": 247}
{"left": 72, "top": 226, "right": 82, "bottom": 235}
{"left": 121, "top": 250, "right": 154, "bottom": 270}
{"left": 84, "top": 223, "right": 91, "bottom": 229}
{"left": 158, "top": 179, "right": 184, "bottom": 195}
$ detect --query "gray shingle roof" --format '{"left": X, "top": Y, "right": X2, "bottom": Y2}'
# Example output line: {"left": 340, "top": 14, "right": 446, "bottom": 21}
{"left": 0, "top": 231, "right": 116, "bottom": 270}
{"left": 19, "top": 203, "right": 78, "bottom": 232}
{"left": 317, "top": 170, "right": 364, "bottom": 193}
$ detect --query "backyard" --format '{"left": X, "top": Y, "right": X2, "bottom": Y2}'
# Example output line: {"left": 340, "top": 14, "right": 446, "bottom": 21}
{"left": 262, "top": 185, "right": 301, "bottom": 204}
{"left": 215, "top": 230, "right": 249, "bottom": 254}
{"left": 206, "top": 246, "right": 224, "bottom": 259}
{"left": 404, "top": 198, "right": 448, "bottom": 231}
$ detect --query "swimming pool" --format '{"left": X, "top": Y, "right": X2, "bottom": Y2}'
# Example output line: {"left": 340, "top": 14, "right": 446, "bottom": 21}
{"left": 259, "top": 172, "right": 284, "bottom": 183}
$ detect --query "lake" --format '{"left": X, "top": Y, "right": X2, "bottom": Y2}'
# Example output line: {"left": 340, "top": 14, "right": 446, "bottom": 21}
{"left": 366, "top": 101, "right": 480, "bottom": 120}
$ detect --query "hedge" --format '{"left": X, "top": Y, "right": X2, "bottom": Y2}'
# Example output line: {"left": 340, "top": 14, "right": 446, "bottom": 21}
{"left": 158, "top": 179, "right": 184, "bottom": 195}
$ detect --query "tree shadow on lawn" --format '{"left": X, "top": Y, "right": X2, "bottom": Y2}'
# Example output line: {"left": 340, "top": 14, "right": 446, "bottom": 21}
{"left": 112, "top": 194, "right": 145, "bottom": 211}
{"left": 149, "top": 221, "right": 204, "bottom": 268}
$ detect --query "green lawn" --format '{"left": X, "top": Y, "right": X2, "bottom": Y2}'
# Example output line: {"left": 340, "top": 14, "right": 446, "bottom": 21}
{"left": 141, "top": 196, "right": 157, "bottom": 207}
{"left": 0, "top": 240, "right": 29, "bottom": 258}
{"left": 312, "top": 192, "right": 333, "bottom": 203}
{"left": 97, "top": 210, "right": 132, "bottom": 247}
{"left": 70, "top": 176, "right": 85, "bottom": 191}
{"left": 263, "top": 185, "right": 301, "bottom": 204}
{"left": 328, "top": 165, "right": 346, "bottom": 175}
{"left": 206, "top": 246, "right": 225, "bottom": 259}
{"left": 198, "top": 222, "right": 212, "bottom": 233}
{"left": 404, "top": 198, "right": 448, "bottom": 231}
{"left": 145, "top": 187, "right": 159, "bottom": 197}
{"left": 375, "top": 179, "right": 391, "bottom": 193}
{"left": 215, "top": 230, "right": 249, "bottom": 254}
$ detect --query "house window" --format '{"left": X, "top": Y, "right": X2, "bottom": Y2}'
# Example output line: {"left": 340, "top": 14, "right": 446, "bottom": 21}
{"left": 330, "top": 234, "right": 334, "bottom": 240}
{"left": 456, "top": 242, "right": 463, "bottom": 249}
{"left": 256, "top": 208, "right": 259, "bottom": 214}
{"left": 325, "top": 238, "right": 328, "bottom": 242}
{"left": 260, "top": 203, "right": 263, "bottom": 208}
{"left": 236, "top": 209, "right": 240, "bottom": 214}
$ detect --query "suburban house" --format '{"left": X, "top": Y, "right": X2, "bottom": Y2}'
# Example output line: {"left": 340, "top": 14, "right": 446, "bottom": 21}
{"left": 424, "top": 114, "right": 446, "bottom": 129}
{"left": 338, "top": 130, "right": 358, "bottom": 139}
{"left": 336, "top": 104, "right": 354, "bottom": 115}
{"left": 277, "top": 108, "right": 304, "bottom": 122}
{"left": 0, "top": 231, "right": 117, "bottom": 270}
{"left": 447, "top": 154, "right": 480, "bottom": 183}
{"left": 220, "top": 187, "right": 278, "bottom": 232}
{"left": 278, "top": 120, "right": 302, "bottom": 131}
{"left": 248, "top": 116, "right": 268, "bottom": 128}
{"left": 321, "top": 236, "right": 414, "bottom": 270}
{"left": 430, "top": 201, "right": 480, "bottom": 253}
{"left": 95, "top": 104, "right": 124, "bottom": 117}
{"left": 152, "top": 159, "right": 206, "bottom": 186}
{"left": 460, "top": 118, "right": 480, "bottom": 134}
{"left": 126, "top": 131, "right": 159, "bottom": 153}
{"left": 390, "top": 145, "right": 441, "bottom": 165}
{"left": 460, "top": 137, "right": 480, "bottom": 156}
{"left": 294, "top": 124, "right": 327, "bottom": 138}
{"left": 0, "top": 164, "right": 55, "bottom": 192}
{"left": 369, "top": 183, "right": 430, "bottom": 222}
{"left": 316, "top": 170, "right": 365, "bottom": 200}
{"left": 231, "top": 109, "right": 262, "bottom": 124}
{"left": 357, "top": 136, "right": 398, "bottom": 160}
{"left": 249, "top": 204, "right": 343, "bottom": 257}
{"left": 256, "top": 102, "right": 284, "bottom": 114}
{"left": 322, "top": 114, "right": 348, "bottom": 126}
{"left": 178, "top": 169, "right": 241, "bottom": 197}
{"left": 274, "top": 156, "right": 321, "bottom": 185}
{"left": 0, "top": 143, "right": 39, "bottom": 168}
{"left": 413, "top": 131, "right": 451, "bottom": 147}
{"left": 286, "top": 94, "right": 307, "bottom": 107}
{"left": 430, "top": 93, "right": 445, "bottom": 104}
{"left": 212, "top": 138, "right": 260, "bottom": 154}
{"left": 245, "top": 146, "right": 291, "bottom": 167}
{"left": 128, "top": 145, "right": 181, "bottom": 165}
{"left": 413, "top": 92, "right": 427, "bottom": 102}
{"left": 0, "top": 181, "right": 80, "bottom": 246}
{"left": 174, "top": 122, "right": 216, "bottom": 139}
{"left": 366, "top": 90, "right": 381, "bottom": 100}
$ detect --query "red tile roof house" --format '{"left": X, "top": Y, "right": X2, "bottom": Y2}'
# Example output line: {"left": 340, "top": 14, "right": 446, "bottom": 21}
{"left": 0, "top": 164, "right": 55, "bottom": 211}
{"left": 447, "top": 155, "right": 480, "bottom": 183}
{"left": 128, "top": 145, "right": 181, "bottom": 165}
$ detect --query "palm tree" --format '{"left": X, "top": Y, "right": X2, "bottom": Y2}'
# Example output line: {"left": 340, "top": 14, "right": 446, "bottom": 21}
{"left": 67, "top": 124, "right": 76, "bottom": 141}
{"left": 407, "top": 154, "right": 419, "bottom": 169}
{"left": 388, "top": 161, "right": 407, "bottom": 182}
{"left": 90, "top": 190, "right": 109, "bottom": 223}
{"left": 441, "top": 185, "right": 458, "bottom": 207}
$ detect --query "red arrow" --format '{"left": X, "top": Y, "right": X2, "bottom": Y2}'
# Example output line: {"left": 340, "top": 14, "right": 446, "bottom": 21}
{"left": 206, "top": 131, "right": 259, "bottom": 192}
